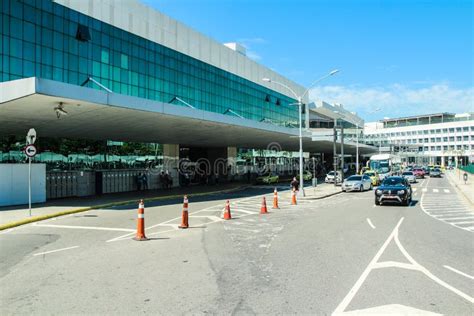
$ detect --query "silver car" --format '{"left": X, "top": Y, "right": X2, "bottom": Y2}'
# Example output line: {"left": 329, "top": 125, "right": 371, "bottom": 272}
{"left": 325, "top": 171, "right": 342, "bottom": 184}
{"left": 342, "top": 175, "right": 373, "bottom": 192}
{"left": 402, "top": 171, "right": 416, "bottom": 183}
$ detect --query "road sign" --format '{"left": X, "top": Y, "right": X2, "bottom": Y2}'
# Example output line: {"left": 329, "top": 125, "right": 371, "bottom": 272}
{"left": 25, "top": 144, "right": 37, "bottom": 158}
{"left": 27, "top": 128, "right": 37, "bottom": 144}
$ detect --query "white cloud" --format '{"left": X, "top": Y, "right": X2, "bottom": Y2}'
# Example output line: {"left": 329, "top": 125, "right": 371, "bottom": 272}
{"left": 309, "top": 83, "right": 474, "bottom": 118}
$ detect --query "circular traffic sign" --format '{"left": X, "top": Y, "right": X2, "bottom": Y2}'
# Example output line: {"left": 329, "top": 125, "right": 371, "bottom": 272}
{"left": 25, "top": 144, "right": 37, "bottom": 158}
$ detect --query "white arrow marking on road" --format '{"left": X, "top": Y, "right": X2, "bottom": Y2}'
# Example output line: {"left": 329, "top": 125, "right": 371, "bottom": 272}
{"left": 33, "top": 245, "right": 79, "bottom": 256}
{"left": 366, "top": 218, "right": 375, "bottom": 229}
{"left": 333, "top": 216, "right": 474, "bottom": 315}
{"left": 444, "top": 265, "right": 474, "bottom": 280}
{"left": 334, "top": 304, "right": 442, "bottom": 315}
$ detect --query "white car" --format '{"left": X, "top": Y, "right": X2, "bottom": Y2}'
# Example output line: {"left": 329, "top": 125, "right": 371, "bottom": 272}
{"left": 402, "top": 171, "right": 416, "bottom": 183}
{"left": 325, "top": 171, "right": 342, "bottom": 184}
{"left": 342, "top": 175, "right": 373, "bottom": 192}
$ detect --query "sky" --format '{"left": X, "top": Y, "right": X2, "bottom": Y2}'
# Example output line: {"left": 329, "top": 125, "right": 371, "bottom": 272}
{"left": 142, "top": 0, "right": 473, "bottom": 121}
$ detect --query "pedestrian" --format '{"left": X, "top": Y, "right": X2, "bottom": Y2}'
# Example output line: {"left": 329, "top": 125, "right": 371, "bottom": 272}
{"left": 142, "top": 172, "right": 148, "bottom": 190}
{"left": 290, "top": 177, "right": 299, "bottom": 192}
{"left": 166, "top": 170, "right": 173, "bottom": 189}
{"left": 136, "top": 173, "right": 143, "bottom": 191}
{"left": 160, "top": 171, "right": 166, "bottom": 189}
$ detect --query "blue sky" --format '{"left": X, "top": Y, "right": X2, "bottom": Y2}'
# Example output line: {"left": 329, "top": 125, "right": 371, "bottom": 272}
{"left": 143, "top": 0, "right": 473, "bottom": 121}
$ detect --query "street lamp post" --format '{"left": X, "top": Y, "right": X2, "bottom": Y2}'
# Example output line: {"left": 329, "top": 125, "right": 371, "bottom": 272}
{"left": 263, "top": 69, "right": 339, "bottom": 197}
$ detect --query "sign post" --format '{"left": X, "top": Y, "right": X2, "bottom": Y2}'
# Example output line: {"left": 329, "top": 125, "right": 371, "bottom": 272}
{"left": 25, "top": 129, "right": 37, "bottom": 217}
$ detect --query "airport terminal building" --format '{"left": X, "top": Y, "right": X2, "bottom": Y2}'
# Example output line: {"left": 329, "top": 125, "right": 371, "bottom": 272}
{"left": 0, "top": 0, "right": 373, "bottom": 204}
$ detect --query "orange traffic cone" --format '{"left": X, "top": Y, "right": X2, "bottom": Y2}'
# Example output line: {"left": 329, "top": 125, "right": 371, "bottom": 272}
{"left": 291, "top": 188, "right": 297, "bottom": 205}
{"left": 134, "top": 199, "right": 148, "bottom": 241}
{"left": 223, "top": 200, "right": 232, "bottom": 220}
{"left": 260, "top": 196, "right": 268, "bottom": 214}
{"left": 272, "top": 188, "right": 279, "bottom": 209}
{"left": 179, "top": 195, "right": 189, "bottom": 229}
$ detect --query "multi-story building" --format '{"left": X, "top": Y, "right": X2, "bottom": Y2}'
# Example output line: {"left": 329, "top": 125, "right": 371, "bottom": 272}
{"left": 364, "top": 113, "right": 474, "bottom": 166}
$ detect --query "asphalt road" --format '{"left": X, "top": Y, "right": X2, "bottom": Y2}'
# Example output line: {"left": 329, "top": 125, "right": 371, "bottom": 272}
{"left": 0, "top": 179, "right": 473, "bottom": 315}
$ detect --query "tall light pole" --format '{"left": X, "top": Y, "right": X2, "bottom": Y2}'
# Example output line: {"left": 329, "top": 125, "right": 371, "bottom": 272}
{"left": 263, "top": 69, "right": 339, "bottom": 196}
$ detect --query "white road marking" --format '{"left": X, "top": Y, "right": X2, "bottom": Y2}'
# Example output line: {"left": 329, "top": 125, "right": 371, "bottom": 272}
{"left": 412, "top": 188, "right": 417, "bottom": 192}
{"left": 333, "top": 218, "right": 405, "bottom": 314}
{"left": 33, "top": 223, "right": 135, "bottom": 232}
{"left": 422, "top": 188, "right": 428, "bottom": 192}
{"left": 448, "top": 221, "right": 474, "bottom": 225}
{"left": 433, "top": 189, "right": 439, "bottom": 193}
{"left": 33, "top": 245, "right": 79, "bottom": 256}
{"left": 437, "top": 216, "right": 474, "bottom": 221}
{"left": 444, "top": 265, "right": 474, "bottom": 280}
{"left": 366, "top": 218, "right": 375, "bottom": 229}
{"left": 444, "top": 189, "right": 450, "bottom": 193}
{"left": 333, "top": 216, "right": 474, "bottom": 315}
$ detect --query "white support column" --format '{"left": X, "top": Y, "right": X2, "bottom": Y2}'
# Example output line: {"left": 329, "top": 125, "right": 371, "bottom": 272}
{"left": 163, "top": 144, "right": 180, "bottom": 187}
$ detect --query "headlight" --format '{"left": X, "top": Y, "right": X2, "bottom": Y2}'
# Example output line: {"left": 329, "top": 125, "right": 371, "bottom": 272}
{"left": 376, "top": 189, "right": 382, "bottom": 195}
{"left": 397, "top": 190, "right": 405, "bottom": 194}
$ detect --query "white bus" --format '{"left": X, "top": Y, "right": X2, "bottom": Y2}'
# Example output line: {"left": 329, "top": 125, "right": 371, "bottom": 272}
{"left": 367, "top": 154, "right": 401, "bottom": 181}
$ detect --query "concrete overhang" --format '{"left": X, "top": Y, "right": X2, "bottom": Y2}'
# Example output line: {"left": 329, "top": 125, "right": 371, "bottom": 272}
{"left": 0, "top": 78, "right": 376, "bottom": 155}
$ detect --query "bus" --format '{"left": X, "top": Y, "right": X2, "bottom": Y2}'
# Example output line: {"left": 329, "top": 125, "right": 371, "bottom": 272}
{"left": 367, "top": 154, "right": 401, "bottom": 181}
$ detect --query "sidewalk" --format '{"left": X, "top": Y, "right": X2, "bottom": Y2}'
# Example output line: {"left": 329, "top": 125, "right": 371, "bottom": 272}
{"left": 0, "top": 183, "right": 248, "bottom": 229}
{"left": 445, "top": 169, "right": 474, "bottom": 205}
{"left": 300, "top": 182, "right": 342, "bottom": 199}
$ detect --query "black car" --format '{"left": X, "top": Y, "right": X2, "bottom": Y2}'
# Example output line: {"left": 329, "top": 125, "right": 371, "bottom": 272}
{"left": 375, "top": 176, "right": 412, "bottom": 206}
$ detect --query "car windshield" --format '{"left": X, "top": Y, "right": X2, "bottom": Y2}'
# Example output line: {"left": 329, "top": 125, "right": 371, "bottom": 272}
{"left": 382, "top": 177, "right": 404, "bottom": 186}
{"left": 328, "top": 171, "right": 334, "bottom": 175}
{"left": 365, "top": 172, "right": 375, "bottom": 176}
{"left": 402, "top": 172, "right": 413, "bottom": 175}
{"left": 433, "top": 168, "right": 440, "bottom": 172}
{"left": 347, "top": 176, "right": 362, "bottom": 181}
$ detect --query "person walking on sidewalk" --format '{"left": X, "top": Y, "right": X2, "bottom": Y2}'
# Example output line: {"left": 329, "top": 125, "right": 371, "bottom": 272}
{"left": 291, "top": 177, "right": 299, "bottom": 192}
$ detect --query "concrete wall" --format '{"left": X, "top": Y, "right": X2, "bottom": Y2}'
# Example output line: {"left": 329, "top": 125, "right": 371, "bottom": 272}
{"left": 0, "top": 164, "right": 46, "bottom": 207}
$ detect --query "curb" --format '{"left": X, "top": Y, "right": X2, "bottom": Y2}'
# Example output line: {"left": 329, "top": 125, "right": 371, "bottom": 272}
{"left": 300, "top": 190, "right": 342, "bottom": 200}
{"left": 0, "top": 185, "right": 250, "bottom": 231}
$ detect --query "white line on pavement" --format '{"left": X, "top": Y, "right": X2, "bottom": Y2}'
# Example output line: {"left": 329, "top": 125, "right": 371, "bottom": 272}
{"left": 333, "top": 217, "right": 405, "bottom": 314}
{"left": 444, "top": 265, "right": 474, "bottom": 280}
{"left": 33, "top": 223, "right": 135, "bottom": 232}
{"left": 33, "top": 245, "right": 79, "bottom": 256}
{"left": 366, "top": 218, "right": 376, "bottom": 229}
{"left": 444, "top": 189, "right": 450, "bottom": 193}
{"left": 433, "top": 189, "right": 439, "bottom": 193}
{"left": 422, "top": 188, "right": 428, "bottom": 192}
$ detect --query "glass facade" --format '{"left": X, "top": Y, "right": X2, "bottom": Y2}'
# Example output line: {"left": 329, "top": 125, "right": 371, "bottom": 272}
{"left": 0, "top": 0, "right": 299, "bottom": 127}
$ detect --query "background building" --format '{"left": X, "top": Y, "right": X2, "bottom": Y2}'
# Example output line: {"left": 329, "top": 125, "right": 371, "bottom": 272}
{"left": 363, "top": 113, "right": 474, "bottom": 166}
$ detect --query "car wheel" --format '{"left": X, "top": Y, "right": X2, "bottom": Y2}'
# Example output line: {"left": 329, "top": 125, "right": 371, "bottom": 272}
{"left": 375, "top": 197, "right": 380, "bottom": 205}
{"left": 370, "top": 184, "right": 373, "bottom": 190}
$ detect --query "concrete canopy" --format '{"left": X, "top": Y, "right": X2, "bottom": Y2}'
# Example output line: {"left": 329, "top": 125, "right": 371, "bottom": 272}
{"left": 0, "top": 78, "right": 376, "bottom": 155}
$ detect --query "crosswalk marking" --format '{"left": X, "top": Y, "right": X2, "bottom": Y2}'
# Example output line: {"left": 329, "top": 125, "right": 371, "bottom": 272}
{"left": 412, "top": 188, "right": 417, "bottom": 192}
{"left": 419, "top": 179, "right": 474, "bottom": 232}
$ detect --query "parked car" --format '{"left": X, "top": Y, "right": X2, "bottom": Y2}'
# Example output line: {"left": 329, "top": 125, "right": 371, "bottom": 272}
{"left": 256, "top": 173, "right": 279, "bottom": 184}
{"left": 363, "top": 170, "right": 380, "bottom": 186}
{"left": 375, "top": 176, "right": 412, "bottom": 206}
{"left": 342, "top": 175, "right": 373, "bottom": 192}
{"left": 296, "top": 171, "right": 312, "bottom": 181}
{"left": 430, "top": 168, "right": 442, "bottom": 177}
{"left": 402, "top": 171, "right": 416, "bottom": 183}
{"left": 325, "top": 171, "right": 342, "bottom": 184}
{"left": 412, "top": 168, "right": 425, "bottom": 179}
